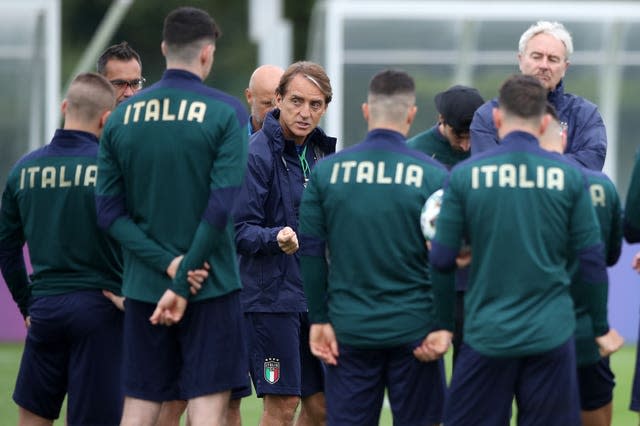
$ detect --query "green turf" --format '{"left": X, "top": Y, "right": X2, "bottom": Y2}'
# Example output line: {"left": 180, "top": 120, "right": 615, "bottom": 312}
{"left": 0, "top": 342, "right": 636, "bottom": 425}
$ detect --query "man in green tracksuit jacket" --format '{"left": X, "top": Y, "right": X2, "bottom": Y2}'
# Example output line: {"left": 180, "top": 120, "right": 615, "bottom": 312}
{"left": 425, "top": 74, "right": 622, "bottom": 426}
{"left": 300, "top": 69, "right": 448, "bottom": 425}
{"left": 96, "top": 7, "right": 248, "bottom": 425}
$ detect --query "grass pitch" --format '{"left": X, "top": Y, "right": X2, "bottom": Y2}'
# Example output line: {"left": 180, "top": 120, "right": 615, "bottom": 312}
{"left": 0, "top": 343, "right": 636, "bottom": 425}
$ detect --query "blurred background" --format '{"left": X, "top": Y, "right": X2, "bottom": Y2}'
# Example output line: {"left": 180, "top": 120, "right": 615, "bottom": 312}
{"left": 1, "top": 0, "right": 640, "bottom": 348}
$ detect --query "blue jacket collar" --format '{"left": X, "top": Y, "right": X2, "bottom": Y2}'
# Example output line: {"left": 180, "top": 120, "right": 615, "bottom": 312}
{"left": 262, "top": 108, "right": 336, "bottom": 155}
{"left": 52, "top": 129, "right": 99, "bottom": 145}
{"left": 548, "top": 79, "right": 565, "bottom": 109}
{"left": 162, "top": 68, "right": 202, "bottom": 82}
{"left": 501, "top": 130, "right": 540, "bottom": 147}
{"left": 366, "top": 128, "right": 407, "bottom": 144}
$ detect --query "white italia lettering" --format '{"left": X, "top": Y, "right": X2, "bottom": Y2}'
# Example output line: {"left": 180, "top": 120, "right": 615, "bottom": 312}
{"left": 131, "top": 101, "right": 145, "bottom": 122}
{"left": 83, "top": 165, "right": 98, "bottom": 186}
{"left": 123, "top": 104, "right": 132, "bottom": 124}
{"left": 547, "top": 168, "right": 564, "bottom": 190}
{"left": 17, "top": 164, "right": 98, "bottom": 190}
{"left": 187, "top": 101, "right": 207, "bottom": 123}
{"left": 144, "top": 99, "right": 161, "bottom": 122}
{"left": 376, "top": 162, "right": 392, "bottom": 184}
{"left": 41, "top": 167, "right": 56, "bottom": 188}
{"left": 27, "top": 167, "right": 39, "bottom": 188}
{"left": 356, "top": 161, "right": 374, "bottom": 183}
{"left": 122, "top": 99, "right": 206, "bottom": 124}
{"left": 472, "top": 166, "right": 479, "bottom": 189}
{"left": 74, "top": 164, "right": 83, "bottom": 185}
{"left": 162, "top": 98, "right": 176, "bottom": 121}
{"left": 58, "top": 166, "right": 72, "bottom": 187}
{"left": 471, "top": 163, "right": 565, "bottom": 190}
{"left": 394, "top": 163, "right": 404, "bottom": 184}
{"left": 481, "top": 165, "right": 498, "bottom": 187}
{"left": 590, "top": 183, "right": 606, "bottom": 207}
{"left": 330, "top": 163, "right": 340, "bottom": 184}
{"left": 405, "top": 165, "right": 423, "bottom": 188}
{"left": 518, "top": 164, "right": 535, "bottom": 188}
{"left": 330, "top": 160, "right": 422, "bottom": 188}
{"left": 177, "top": 100, "right": 187, "bottom": 120}
{"left": 499, "top": 164, "right": 517, "bottom": 188}
{"left": 340, "top": 161, "right": 358, "bottom": 183}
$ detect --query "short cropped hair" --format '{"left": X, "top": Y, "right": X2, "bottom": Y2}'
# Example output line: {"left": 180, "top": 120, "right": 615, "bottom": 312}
{"left": 96, "top": 41, "right": 142, "bottom": 75}
{"left": 498, "top": 74, "right": 547, "bottom": 120}
{"left": 367, "top": 69, "right": 416, "bottom": 123}
{"left": 65, "top": 73, "right": 116, "bottom": 122}
{"left": 276, "top": 61, "right": 333, "bottom": 105}
{"left": 518, "top": 21, "right": 573, "bottom": 60}
{"left": 163, "top": 7, "right": 220, "bottom": 46}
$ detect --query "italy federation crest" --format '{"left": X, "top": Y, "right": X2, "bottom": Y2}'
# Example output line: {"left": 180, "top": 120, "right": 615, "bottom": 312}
{"left": 264, "top": 358, "right": 280, "bottom": 384}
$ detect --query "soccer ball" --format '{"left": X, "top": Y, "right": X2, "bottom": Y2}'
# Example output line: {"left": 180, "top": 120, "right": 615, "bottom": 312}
{"left": 420, "top": 189, "right": 444, "bottom": 240}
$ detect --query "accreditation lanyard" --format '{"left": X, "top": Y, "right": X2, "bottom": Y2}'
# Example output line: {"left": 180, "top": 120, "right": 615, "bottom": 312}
{"left": 297, "top": 144, "right": 311, "bottom": 186}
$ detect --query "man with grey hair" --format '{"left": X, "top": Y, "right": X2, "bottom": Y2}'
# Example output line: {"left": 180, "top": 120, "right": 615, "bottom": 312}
{"left": 471, "top": 20, "right": 607, "bottom": 171}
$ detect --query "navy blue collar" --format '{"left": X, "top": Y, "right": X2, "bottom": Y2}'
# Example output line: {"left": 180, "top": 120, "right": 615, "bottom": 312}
{"left": 366, "top": 128, "right": 407, "bottom": 144}
{"left": 162, "top": 68, "right": 202, "bottom": 82}
{"left": 52, "top": 129, "right": 99, "bottom": 146}
{"left": 501, "top": 130, "right": 540, "bottom": 147}
{"left": 548, "top": 79, "right": 565, "bottom": 108}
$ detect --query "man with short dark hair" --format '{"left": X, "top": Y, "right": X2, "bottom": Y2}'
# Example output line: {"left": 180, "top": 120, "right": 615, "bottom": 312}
{"left": 0, "top": 73, "right": 123, "bottom": 425}
{"left": 96, "top": 7, "right": 248, "bottom": 425}
{"left": 300, "top": 68, "right": 447, "bottom": 425}
{"left": 407, "top": 84, "right": 485, "bottom": 364}
{"left": 97, "top": 41, "right": 145, "bottom": 104}
{"left": 408, "top": 85, "right": 484, "bottom": 169}
{"left": 424, "top": 74, "right": 621, "bottom": 425}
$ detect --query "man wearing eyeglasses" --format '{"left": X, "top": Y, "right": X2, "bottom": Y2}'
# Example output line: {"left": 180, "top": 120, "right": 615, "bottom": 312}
{"left": 97, "top": 41, "right": 145, "bottom": 104}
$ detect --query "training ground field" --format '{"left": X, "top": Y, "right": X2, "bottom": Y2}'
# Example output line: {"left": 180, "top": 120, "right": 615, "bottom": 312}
{"left": 0, "top": 343, "right": 636, "bottom": 425}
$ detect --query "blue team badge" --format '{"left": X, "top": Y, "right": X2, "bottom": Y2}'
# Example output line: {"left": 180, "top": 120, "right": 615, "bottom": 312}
{"left": 264, "top": 357, "right": 280, "bottom": 384}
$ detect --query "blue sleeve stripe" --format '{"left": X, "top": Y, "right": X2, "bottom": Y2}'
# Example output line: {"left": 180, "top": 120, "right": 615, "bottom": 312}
{"left": 624, "top": 220, "right": 640, "bottom": 243}
{"left": 0, "top": 243, "right": 25, "bottom": 275}
{"left": 95, "top": 194, "right": 127, "bottom": 230}
{"left": 300, "top": 233, "right": 326, "bottom": 257}
{"left": 202, "top": 186, "right": 240, "bottom": 229}
{"left": 429, "top": 240, "right": 458, "bottom": 272}
{"left": 578, "top": 242, "right": 608, "bottom": 284}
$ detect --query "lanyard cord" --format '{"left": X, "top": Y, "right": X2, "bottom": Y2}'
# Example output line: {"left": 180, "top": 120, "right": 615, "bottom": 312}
{"left": 298, "top": 144, "right": 311, "bottom": 181}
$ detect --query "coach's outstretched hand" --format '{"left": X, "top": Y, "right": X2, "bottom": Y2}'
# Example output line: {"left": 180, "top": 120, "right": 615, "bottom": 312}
{"left": 150, "top": 289, "right": 187, "bottom": 326}
{"left": 310, "top": 323, "right": 339, "bottom": 365}
{"left": 413, "top": 330, "right": 453, "bottom": 362}
{"left": 277, "top": 226, "right": 299, "bottom": 255}
{"left": 596, "top": 328, "right": 624, "bottom": 357}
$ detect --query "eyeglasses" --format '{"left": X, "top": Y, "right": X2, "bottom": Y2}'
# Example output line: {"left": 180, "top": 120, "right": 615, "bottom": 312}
{"left": 110, "top": 77, "right": 146, "bottom": 91}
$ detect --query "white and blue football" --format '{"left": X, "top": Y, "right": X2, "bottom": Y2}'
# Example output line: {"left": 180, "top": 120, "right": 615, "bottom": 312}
{"left": 420, "top": 189, "right": 444, "bottom": 240}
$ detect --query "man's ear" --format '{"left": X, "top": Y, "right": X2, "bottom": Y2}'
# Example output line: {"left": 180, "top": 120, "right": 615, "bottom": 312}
{"left": 361, "top": 102, "right": 369, "bottom": 121}
{"left": 201, "top": 43, "right": 215, "bottom": 67}
{"left": 539, "top": 113, "right": 551, "bottom": 136}
{"left": 492, "top": 107, "right": 502, "bottom": 130}
{"left": 61, "top": 99, "right": 68, "bottom": 116}
{"left": 407, "top": 105, "right": 418, "bottom": 126}
{"left": 99, "top": 110, "right": 112, "bottom": 130}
